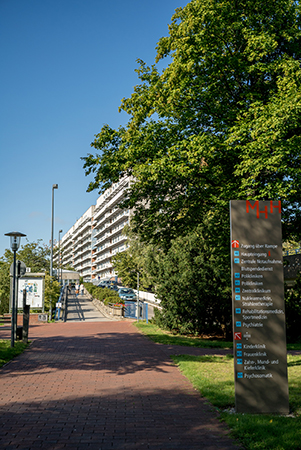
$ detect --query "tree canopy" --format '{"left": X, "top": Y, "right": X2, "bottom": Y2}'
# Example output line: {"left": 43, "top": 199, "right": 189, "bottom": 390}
{"left": 0, "top": 240, "right": 55, "bottom": 314}
{"left": 83, "top": 0, "right": 301, "bottom": 246}
{"left": 111, "top": 226, "right": 154, "bottom": 290}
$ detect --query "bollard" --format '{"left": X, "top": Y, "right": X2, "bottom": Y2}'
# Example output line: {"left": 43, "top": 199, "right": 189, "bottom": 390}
{"left": 16, "top": 326, "right": 23, "bottom": 340}
{"left": 22, "top": 289, "right": 30, "bottom": 344}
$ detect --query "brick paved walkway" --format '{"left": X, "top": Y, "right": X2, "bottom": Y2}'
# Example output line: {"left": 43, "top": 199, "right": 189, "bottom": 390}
{"left": 0, "top": 321, "right": 241, "bottom": 450}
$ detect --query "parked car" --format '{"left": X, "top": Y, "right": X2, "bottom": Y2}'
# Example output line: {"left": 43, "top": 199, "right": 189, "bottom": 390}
{"left": 109, "top": 284, "right": 119, "bottom": 292}
{"left": 98, "top": 280, "right": 114, "bottom": 288}
{"left": 118, "top": 288, "right": 137, "bottom": 301}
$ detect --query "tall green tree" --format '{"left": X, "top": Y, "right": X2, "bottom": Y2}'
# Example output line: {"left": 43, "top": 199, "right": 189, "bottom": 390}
{"left": 83, "top": 0, "right": 301, "bottom": 246}
{"left": 44, "top": 273, "right": 61, "bottom": 312}
{"left": 1, "top": 240, "right": 50, "bottom": 273}
{"left": 111, "top": 226, "right": 153, "bottom": 290}
{"left": 0, "top": 240, "right": 51, "bottom": 314}
{"left": 148, "top": 220, "right": 232, "bottom": 337}
{"left": 0, "top": 261, "right": 10, "bottom": 315}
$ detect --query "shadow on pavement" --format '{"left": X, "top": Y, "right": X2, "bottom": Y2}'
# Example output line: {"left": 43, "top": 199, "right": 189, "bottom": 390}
{"left": 0, "top": 390, "right": 239, "bottom": 450}
{"left": 3, "top": 331, "right": 176, "bottom": 376}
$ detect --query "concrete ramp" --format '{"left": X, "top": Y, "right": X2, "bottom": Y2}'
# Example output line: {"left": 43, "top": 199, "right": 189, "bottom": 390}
{"left": 66, "top": 293, "right": 112, "bottom": 322}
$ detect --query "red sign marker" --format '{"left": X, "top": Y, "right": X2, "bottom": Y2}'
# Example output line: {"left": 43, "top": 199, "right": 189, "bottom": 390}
{"left": 232, "top": 240, "right": 239, "bottom": 248}
{"left": 234, "top": 332, "right": 242, "bottom": 340}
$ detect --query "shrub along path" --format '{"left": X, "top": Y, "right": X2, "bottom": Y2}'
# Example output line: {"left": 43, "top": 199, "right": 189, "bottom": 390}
{"left": 0, "top": 321, "right": 241, "bottom": 450}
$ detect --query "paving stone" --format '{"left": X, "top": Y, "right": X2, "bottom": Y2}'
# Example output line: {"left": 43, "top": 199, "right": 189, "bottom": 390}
{"left": 0, "top": 320, "right": 242, "bottom": 449}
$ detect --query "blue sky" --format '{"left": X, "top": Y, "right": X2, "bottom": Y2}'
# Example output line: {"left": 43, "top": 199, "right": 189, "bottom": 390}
{"left": 0, "top": 0, "right": 189, "bottom": 257}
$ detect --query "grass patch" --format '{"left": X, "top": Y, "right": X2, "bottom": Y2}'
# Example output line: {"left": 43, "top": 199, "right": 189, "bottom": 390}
{"left": 134, "top": 322, "right": 301, "bottom": 351}
{"left": 172, "top": 354, "right": 301, "bottom": 450}
{"left": 0, "top": 340, "right": 29, "bottom": 368}
{"left": 135, "top": 321, "right": 232, "bottom": 349}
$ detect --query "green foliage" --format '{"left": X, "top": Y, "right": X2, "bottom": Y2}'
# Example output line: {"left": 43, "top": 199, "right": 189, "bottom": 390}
{"left": 44, "top": 274, "right": 61, "bottom": 311}
{"left": 2, "top": 240, "right": 50, "bottom": 273}
{"left": 83, "top": 282, "right": 96, "bottom": 295}
{"left": 0, "top": 240, "right": 50, "bottom": 314}
{"left": 83, "top": 283, "right": 120, "bottom": 304}
{"left": 150, "top": 222, "right": 232, "bottom": 337}
{"left": 111, "top": 226, "right": 153, "bottom": 290}
{"left": 0, "top": 340, "right": 29, "bottom": 368}
{"left": 135, "top": 321, "right": 301, "bottom": 350}
{"left": 83, "top": 0, "right": 301, "bottom": 246}
{"left": 0, "top": 261, "right": 10, "bottom": 315}
{"left": 134, "top": 322, "right": 232, "bottom": 349}
{"left": 285, "top": 274, "right": 301, "bottom": 342}
{"left": 111, "top": 249, "right": 137, "bottom": 289}
{"left": 82, "top": 1, "right": 301, "bottom": 335}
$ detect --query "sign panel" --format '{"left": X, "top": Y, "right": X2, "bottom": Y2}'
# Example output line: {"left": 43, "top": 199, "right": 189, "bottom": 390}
{"left": 38, "top": 314, "right": 48, "bottom": 322}
{"left": 10, "top": 260, "right": 26, "bottom": 277}
{"left": 230, "top": 200, "right": 289, "bottom": 414}
{"left": 17, "top": 277, "right": 44, "bottom": 309}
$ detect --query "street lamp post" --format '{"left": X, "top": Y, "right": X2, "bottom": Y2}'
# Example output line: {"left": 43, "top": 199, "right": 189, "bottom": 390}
{"left": 58, "top": 229, "right": 62, "bottom": 286}
{"left": 50, "top": 184, "right": 58, "bottom": 320}
{"left": 4, "top": 231, "right": 26, "bottom": 347}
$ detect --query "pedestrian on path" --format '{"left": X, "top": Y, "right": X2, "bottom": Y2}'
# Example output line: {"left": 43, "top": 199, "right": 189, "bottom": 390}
{"left": 80, "top": 283, "right": 84, "bottom": 296}
{"left": 75, "top": 282, "right": 79, "bottom": 297}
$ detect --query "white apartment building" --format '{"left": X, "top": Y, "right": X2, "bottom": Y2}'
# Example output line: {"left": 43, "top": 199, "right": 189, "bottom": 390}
{"left": 60, "top": 177, "right": 130, "bottom": 282}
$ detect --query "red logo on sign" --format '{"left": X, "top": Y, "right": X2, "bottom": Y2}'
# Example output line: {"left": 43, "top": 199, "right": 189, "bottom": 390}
{"left": 234, "top": 332, "right": 242, "bottom": 340}
{"left": 232, "top": 240, "right": 239, "bottom": 248}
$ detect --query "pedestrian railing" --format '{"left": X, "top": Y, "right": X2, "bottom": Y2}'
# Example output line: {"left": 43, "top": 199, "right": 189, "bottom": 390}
{"left": 54, "top": 285, "right": 68, "bottom": 322}
{"left": 283, "top": 248, "right": 301, "bottom": 256}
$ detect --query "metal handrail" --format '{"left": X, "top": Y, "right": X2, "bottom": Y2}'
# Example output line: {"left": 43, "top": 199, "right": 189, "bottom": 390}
{"left": 283, "top": 248, "right": 301, "bottom": 256}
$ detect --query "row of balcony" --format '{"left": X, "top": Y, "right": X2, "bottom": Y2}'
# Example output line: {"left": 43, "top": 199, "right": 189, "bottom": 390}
{"left": 72, "top": 216, "right": 93, "bottom": 240}
{"left": 93, "top": 210, "right": 129, "bottom": 239}
{"left": 93, "top": 179, "right": 129, "bottom": 220}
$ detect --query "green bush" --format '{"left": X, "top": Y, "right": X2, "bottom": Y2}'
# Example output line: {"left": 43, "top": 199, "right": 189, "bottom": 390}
{"left": 44, "top": 274, "right": 61, "bottom": 312}
{"left": 83, "top": 282, "right": 95, "bottom": 294}
{"left": 103, "top": 296, "right": 123, "bottom": 306}
{"left": 84, "top": 283, "right": 120, "bottom": 304}
{"left": 285, "top": 274, "right": 301, "bottom": 342}
{"left": 151, "top": 224, "right": 232, "bottom": 338}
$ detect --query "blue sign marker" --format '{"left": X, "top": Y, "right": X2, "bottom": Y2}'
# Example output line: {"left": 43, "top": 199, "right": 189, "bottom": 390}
{"left": 237, "top": 372, "right": 243, "bottom": 379}
{"left": 235, "top": 308, "right": 241, "bottom": 314}
{"left": 235, "top": 287, "right": 240, "bottom": 293}
{"left": 236, "top": 321, "right": 241, "bottom": 327}
{"left": 236, "top": 343, "right": 242, "bottom": 349}
{"left": 235, "top": 295, "right": 241, "bottom": 301}
{"left": 235, "top": 273, "right": 240, "bottom": 278}
{"left": 237, "top": 351, "right": 242, "bottom": 357}
{"left": 234, "top": 251, "right": 240, "bottom": 256}
{"left": 235, "top": 280, "right": 240, "bottom": 285}
{"left": 237, "top": 359, "right": 243, "bottom": 364}
{"left": 234, "top": 258, "right": 240, "bottom": 263}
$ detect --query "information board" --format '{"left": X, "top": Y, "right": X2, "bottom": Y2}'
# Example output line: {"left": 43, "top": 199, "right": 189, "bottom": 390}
{"left": 17, "top": 277, "right": 44, "bottom": 309}
{"left": 230, "top": 200, "right": 289, "bottom": 414}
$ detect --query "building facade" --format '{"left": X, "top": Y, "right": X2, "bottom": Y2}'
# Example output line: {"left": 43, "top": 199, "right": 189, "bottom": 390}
{"left": 60, "top": 177, "right": 130, "bottom": 282}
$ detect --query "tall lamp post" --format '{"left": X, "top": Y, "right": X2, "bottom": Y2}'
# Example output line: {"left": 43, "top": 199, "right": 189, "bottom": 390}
{"left": 58, "top": 229, "right": 62, "bottom": 286}
{"left": 4, "top": 231, "right": 26, "bottom": 347}
{"left": 50, "top": 184, "right": 58, "bottom": 319}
